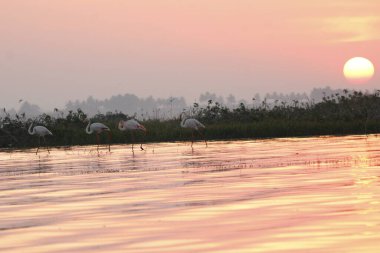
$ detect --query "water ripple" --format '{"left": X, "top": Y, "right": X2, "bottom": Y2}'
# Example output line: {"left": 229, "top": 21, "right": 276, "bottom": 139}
{"left": 1, "top": 135, "right": 380, "bottom": 252}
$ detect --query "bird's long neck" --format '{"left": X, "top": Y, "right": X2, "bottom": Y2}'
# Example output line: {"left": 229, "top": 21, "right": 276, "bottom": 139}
{"left": 137, "top": 123, "right": 146, "bottom": 132}
{"left": 180, "top": 114, "right": 187, "bottom": 127}
{"left": 85, "top": 121, "right": 92, "bottom": 134}
{"left": 118, "top": 121, "right": 125, "bottom": 131}
{"left": 28, "top": 123, "right": 35, "bottom": 135}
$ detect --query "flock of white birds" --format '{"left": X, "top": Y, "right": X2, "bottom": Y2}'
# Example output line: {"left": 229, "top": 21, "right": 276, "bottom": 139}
{"left": 27, "top": 113, "right": 206, "bottom": 154}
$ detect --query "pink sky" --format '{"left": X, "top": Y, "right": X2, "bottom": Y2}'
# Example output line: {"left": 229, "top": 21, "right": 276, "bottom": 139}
{"left": 0, "top": 0, "right": 379, "bottom": 109}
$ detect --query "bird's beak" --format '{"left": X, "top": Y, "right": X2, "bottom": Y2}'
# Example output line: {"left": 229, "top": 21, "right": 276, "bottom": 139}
{"left": 139, "top": 125, "right": 147, "bottom": 132}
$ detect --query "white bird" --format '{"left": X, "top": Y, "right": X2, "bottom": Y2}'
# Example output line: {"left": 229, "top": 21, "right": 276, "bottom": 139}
{"left": 118, "top": 119, "right": 147, "bottom": 151}
{"left": 85, "top": 121, "right": 112, "bottom": 152}
{"left": 180, "top": 112, "right": 207, "bottom": 147}
{"left": 28, "top": 123, "right": 53, "bottom": 154}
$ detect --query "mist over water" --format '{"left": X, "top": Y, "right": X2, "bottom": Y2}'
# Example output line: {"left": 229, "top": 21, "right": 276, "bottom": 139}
{"left": 1, "top": 135, "right": 380, "bottom": 252}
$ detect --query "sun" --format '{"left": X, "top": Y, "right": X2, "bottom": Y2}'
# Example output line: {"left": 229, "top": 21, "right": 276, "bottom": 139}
{"left": 343, "top": 57, "right": 375, "bottom": 84}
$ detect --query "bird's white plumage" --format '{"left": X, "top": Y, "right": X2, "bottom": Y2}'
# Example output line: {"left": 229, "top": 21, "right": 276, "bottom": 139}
{"left": 118, "top": 119, "right": 146, "bottom": 131}
{"left": 181, "top": 118, "right": 205, "bottom": 130}
{"left": 180, "top": 113, "right": 205, "bottom": 130}
{"left": 85, "top": 121, "right": 111, "bottom": 152}
{"left": 86, "top": 122, "right": 110, "bottom": 134}
{"left": 180, "top": 112, "right": 207, "bottom": 147}
{"left": 28, "top": 124, "right": 53, "bottom": 136}
{"left": 28, "top": 123, "right": 53, "bottom": 154}
{"left": 118, "top": 119, "right": 146, "bottom": 151}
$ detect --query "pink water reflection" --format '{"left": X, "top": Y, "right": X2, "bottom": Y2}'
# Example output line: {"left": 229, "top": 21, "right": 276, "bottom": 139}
{"left": 1, "top": 135, "right": 380, "bottom": 252}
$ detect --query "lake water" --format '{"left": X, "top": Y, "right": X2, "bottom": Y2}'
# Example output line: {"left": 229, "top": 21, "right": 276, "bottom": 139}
{"left": 1, "top": 135, "right": 380, "bottom": 252}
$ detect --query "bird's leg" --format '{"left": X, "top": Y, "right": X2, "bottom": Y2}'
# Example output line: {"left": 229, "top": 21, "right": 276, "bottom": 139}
{"left": 191, "top": 130, "right": 194, "bottom": 147}
{"left": 36, "top": 137, "right": 40, "bottom": 155}
{"left": 199, "top": 130, "right": 208, "bottom": 147}
{"left": 107, "top": 131, "right": 112, "bottom": 152}
{"left": 131, "top": 132, "right": 135, "bottom": 152}
{"left": 140, "top": 130, "right": 145, "bottom": 151}
{"left": 43, "top": 136, "right": 50, "bottom": 154}
{"left": 96, "top": 133, "right": 100, "bottom": 152}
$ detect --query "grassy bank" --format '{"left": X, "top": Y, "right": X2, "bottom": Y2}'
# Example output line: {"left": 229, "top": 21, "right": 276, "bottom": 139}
{"left": 1, "top": 90, "right": 380, "bottom": 148}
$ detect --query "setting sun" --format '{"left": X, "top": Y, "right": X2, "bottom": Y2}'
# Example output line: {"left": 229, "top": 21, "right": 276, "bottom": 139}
{"left": 343, "top": 57, "right": 375, "bottom": 84}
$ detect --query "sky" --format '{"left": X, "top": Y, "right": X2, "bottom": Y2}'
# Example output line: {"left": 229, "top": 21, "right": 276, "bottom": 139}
{"left": 0, "top": 0, "right": 379, "bottom": 109}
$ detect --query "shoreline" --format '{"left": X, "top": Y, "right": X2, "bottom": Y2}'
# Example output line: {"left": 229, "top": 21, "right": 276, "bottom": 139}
{"left": 1, "top": 131, "right": 377, "bottom": 153}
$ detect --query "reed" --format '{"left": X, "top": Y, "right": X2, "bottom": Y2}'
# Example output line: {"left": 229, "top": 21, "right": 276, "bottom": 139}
{"left": 1, "top": 91, "right": 380, "bottom": 148}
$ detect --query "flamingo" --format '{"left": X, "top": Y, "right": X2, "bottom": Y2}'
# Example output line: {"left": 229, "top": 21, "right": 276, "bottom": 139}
{"left": 85, "top": 121, "right": 112, "bottom": 152}
{"left": 118, "top": 119, "right": 147, "bottom": 151}
{"left": 28, "top": 123, "right": 53, "bottom": 154}
{"left": 180, "top": 112, "right": 207, "bottom": 147}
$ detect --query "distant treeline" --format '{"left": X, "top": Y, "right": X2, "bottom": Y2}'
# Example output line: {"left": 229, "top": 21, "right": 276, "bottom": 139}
{"left": 1, "top": 89, "right": 380, "bottom": 149}
{"left": 4, "top": 86, "right": 354, "bottom": 119}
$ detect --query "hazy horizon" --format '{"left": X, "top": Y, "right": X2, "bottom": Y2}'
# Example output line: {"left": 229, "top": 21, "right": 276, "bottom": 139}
{"left": 1, "top": 1, "right": 379, "bottom": 110}
{"left": 3, "top": 86, "right": 364, "bottom": 118}
{"left": 0, "top": 86, "right": 331, "bottom": 111}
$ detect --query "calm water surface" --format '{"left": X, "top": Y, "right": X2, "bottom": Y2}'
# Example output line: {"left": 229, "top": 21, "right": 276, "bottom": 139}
{"left": 1, "top": 135, "right": 380, "bottom": 252}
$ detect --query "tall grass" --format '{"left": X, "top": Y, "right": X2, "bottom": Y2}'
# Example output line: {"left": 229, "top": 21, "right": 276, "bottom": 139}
{"left": 1, "top": 90, "right": 380, "bottom": 148}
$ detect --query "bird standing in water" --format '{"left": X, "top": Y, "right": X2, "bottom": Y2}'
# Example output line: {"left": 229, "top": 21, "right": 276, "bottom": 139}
{"left": 180, "top": 112, "right": 207, "bottom": 147}
{"left": 118, "top": 119, "right": 146, "bottom": 151}
{"left": 28, "top": 123, "right": 53, "bottom": 154}
{"left": 85, "top": 121, "right": 112, "bottom": 152}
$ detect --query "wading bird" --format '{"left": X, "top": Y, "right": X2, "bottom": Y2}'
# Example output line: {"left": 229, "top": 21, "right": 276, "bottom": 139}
{"left": 180, "top": 112, "right": 207, "bottom": 147}
{"left": 85, "top": 121, "right": 112, "bottom": 152}
{"left": 28, "top": 123, "right": 53, "bottom": 154}
{"left": 118, "top": 119, "right": 147, "bottom": 151}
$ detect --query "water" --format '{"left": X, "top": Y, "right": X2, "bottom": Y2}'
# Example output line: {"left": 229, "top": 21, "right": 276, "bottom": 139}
{"left": 1, "top": 135, "right": 380, "bottom": 252}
